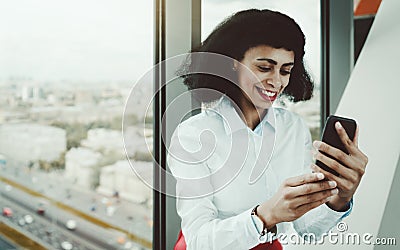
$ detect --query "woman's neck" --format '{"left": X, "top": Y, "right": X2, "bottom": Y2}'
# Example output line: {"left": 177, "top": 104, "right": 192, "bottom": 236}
{"left": 235, "top": 96, "right": 267, "bottom": 131}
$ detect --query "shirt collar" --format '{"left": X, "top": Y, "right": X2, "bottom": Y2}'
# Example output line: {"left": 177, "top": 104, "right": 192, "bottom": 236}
{"left": 206, "top": 95, "right": 276, "bottom": 135}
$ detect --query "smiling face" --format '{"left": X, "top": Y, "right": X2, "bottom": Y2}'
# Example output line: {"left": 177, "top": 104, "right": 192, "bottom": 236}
{"left": 234, "top": 45, "right": 295, "bottom": 112}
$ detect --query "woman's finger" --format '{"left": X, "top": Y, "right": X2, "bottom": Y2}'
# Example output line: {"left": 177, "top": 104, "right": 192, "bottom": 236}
{"left": 353, "top": 124, "right": 360, "bottom": 146}
{"left": 313, "top": 140, "right": 356, "bottom": 170}
{"left": 290, "top": 180, "right": 336, "bottom": 197}
{"left": 290, "top": 186, "right": 338, "bottom": 207}
{"left": 314, "top": 150, "right": 353, "bottom": 180}
{"left": 335, "top": 121, "right": 360, "bottom": 156}
{"left": 284, "top": 172, "right": 325, "bottom": 187}
{"left": 311, "top": 164, "right": 354, "bottom": 191}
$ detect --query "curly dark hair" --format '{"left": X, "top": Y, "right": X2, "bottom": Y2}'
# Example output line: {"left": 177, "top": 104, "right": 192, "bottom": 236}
{"left": 179, "top": 9, "right": 314, "bottom": 103}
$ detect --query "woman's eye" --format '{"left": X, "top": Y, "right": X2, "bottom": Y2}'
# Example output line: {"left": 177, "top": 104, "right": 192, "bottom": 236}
{"left": 280, "top": 70, "right": 291, "bottom": 76}
{"left": 258, "top": 66, "right": 271, "bottom": 72}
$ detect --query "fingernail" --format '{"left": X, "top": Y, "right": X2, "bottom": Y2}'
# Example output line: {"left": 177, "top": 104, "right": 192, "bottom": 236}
{"left": 335, "top": 122, "right": 342, "bottom": 129}
{"left": 313, "top": 141, "right": 321, "bottom": 149}
{"left": 331, "top": 189, "right": 339, "bottom": 195}
{"left": 317, "top": 173, "right": 324, "bottom": 180}
{"left": 328, "top": 181, "right": 337, "bottom": 188}
{"left": 326, "top": 197, "right": 332, "bottom": 202}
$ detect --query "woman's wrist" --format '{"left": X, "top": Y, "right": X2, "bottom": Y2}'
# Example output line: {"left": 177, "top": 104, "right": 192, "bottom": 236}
{"left": 326, "top": 195, "right": 352, "bottom": 212}
{"left": 257, "top": 202, "right": 278, "bottom": 229}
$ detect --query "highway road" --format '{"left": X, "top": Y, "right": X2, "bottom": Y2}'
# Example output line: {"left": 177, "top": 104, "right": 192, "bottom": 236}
{"left": 0, "top": 181, "right": 146, "bottom": 250}
{"left": 0, "top": 158, "right": 152, "bottom": 249}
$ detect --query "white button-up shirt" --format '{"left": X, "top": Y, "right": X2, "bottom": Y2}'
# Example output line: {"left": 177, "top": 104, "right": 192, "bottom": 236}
{"left": 167, "top": 96, "right": 351, "bottom": 250}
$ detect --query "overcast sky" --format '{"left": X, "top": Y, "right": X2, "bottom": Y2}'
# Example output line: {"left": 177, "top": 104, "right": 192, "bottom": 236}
{"left": 0, "top": 0, "right": 153, "bottom": 82}
{"left": 0, "top": 0, "right": 319, "bottom": 83}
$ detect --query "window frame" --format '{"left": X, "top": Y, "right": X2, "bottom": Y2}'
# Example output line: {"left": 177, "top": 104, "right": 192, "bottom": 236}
{"left": 153, "top": 0, "right": 201, "bottom": 249}
{"left": 320, "top": 0, "right": 354, "bottom": 126}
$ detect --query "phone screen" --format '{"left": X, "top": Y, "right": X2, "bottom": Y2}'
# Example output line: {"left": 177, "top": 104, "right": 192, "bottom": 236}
{"left": 316, "top": 115, "right": 357, "bottom": 176}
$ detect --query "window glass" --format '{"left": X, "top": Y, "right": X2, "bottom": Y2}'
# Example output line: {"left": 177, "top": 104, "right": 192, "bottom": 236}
{"left": 0, "top": 1, "right": 153, "bottom": 249}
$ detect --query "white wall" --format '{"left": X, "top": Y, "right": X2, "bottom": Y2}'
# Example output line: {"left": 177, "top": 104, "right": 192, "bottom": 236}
{"left": 289, "top": 0, "right": 400, "bottom": 249}
{"left": 335, "top": 0, "right": 400, "bottom": 248}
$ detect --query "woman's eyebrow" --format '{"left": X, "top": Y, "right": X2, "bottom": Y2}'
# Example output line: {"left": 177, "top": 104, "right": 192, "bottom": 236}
{"left": 256, "top": 58, "right": 294, "bottom": 66}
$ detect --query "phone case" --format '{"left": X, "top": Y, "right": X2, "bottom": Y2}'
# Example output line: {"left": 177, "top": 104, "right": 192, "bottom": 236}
{"left": 316, "top": 115, "right": 357, "bottom": 176}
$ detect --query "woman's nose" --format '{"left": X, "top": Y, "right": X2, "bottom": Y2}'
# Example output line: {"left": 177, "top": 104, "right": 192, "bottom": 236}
{"left": 264, "top": 71, "right": 281, "bottom": 89}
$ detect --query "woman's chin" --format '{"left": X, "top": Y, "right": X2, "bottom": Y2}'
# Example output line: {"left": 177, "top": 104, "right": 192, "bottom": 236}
{"left": 255, "top": 102, "right": 273, "bottom": 110}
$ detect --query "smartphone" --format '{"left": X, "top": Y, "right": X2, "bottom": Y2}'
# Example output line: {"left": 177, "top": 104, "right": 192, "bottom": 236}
{"left": 316, "top": 115, "right": 357, "bottom": 176}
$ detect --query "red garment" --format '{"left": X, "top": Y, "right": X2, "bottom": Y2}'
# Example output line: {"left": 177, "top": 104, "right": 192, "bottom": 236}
{"left": 250, "top": 239, "right": 283, "bottom": 250}
{"left": 174, "top": 230, "right": 282, "bottom": 250}
{"left": 174, "top": 230, "right": 186, "bottom": 250}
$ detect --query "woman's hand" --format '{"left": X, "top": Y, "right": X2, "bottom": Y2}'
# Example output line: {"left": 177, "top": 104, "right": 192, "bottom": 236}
{"left": 311, "top": 122, "right": 368, "bottom": 212}
{"left": 257, "top": 173, "right": 338, "bottom": 229}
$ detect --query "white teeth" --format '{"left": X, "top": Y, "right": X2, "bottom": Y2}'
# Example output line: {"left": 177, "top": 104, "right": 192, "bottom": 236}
{"left": 260, "top": 88, "right": 276, "bottom": 97}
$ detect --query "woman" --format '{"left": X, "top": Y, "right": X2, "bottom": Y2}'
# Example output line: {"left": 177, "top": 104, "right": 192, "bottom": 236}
{"left": 168, "top": 9, "right": 368, "bottom": 249}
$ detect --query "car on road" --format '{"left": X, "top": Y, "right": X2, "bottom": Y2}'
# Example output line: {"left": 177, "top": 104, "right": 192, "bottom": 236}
{"left": 36, "top": 202, "right": 46, "bottom": 215}
{"left": 2, "top": 207, "right": 12, "bottom": 217}
{"left": 18, "top": 218, "right": 25, "bottom": 226}
{"left": 60, "top": 241, "right": 73, "bottom": 250}
{"left": 65, "top": 219, "right": 77, "bottom": 230}
{"left": 37, "top": 207, "right": 45, "bottom": 215}
{"left": 106, "top": 205, "right": 116, "bottom": 216}
{"left": 24, "top": 214, "right": 34, "bottom": 224}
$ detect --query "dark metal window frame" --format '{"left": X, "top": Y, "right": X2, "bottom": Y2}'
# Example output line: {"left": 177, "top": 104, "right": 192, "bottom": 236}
{"left": 321, "top": 0, "right": 354, "bottom": 127}
{"left": 153, "top": 0, "right": 165, "bottom": 249}
{"left": 153, "top": 1, "right": 201, "bottom": 249}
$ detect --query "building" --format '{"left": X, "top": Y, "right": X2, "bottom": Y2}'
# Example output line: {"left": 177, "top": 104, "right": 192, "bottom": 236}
{"left": 81, "top": 128, "right": 125, "bottom": 155}
{"left": 0, "top": 123, "right": 66, "bottom": 163}
{"left": 64, "top": 147, "right": 102, "bottom": 189}
{"left": 96, "top": 160, "right": 152, "bottom": 204}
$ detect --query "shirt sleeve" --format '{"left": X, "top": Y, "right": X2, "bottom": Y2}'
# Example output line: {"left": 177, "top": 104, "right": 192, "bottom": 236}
{"left": 167, "top": 123, "right": 261, "bottom": 250}
{"left": 291, "top": 118, "right": 353, "bottom": 239}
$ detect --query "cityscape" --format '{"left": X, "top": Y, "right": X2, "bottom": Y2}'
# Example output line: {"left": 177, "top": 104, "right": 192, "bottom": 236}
{"left": 0, "top": 77, "right": 153, "bottom": 250}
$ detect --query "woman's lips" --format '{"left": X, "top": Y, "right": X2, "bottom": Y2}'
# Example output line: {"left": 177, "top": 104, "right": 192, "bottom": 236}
{"left": 256, "top": 86, "right": 277, "bottom": 102}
